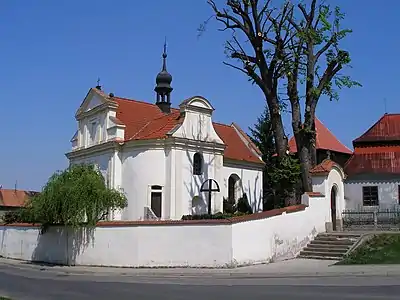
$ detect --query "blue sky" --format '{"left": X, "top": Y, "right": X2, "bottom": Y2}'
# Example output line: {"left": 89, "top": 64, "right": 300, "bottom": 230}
{"left": 0, "top": 0, "right": 398, "bottom": 191}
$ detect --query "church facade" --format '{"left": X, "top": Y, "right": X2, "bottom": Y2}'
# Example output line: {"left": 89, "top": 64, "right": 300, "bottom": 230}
{"left": 66, "top": 48, "right": 264, "bottom": 221}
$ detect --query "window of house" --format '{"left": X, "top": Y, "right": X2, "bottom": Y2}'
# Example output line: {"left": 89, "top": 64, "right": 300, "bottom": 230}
{"left": 193, "top": 153, "right": 203, "bottom": 175}
{"left": 362, "top": 186, "right": 379, "bottom": 206}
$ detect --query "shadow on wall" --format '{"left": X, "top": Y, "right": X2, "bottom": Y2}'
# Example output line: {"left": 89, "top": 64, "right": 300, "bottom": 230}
{"left": 246, "top": 174, "right": 263, "bottom": 213}
{"left": 181, "top": 120, "right": 217, "bottom": 215}
{"left": 32, "top": 227, "right": 94, "bottom": 266}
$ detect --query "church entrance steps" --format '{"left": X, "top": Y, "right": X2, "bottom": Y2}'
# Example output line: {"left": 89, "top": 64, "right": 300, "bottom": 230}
{"left": 298, "top": 232, "right": 362, "bottom": 260}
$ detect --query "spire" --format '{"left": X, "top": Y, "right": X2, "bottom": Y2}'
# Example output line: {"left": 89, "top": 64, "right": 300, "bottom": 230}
{"left": 155, "top": 38, "right": 173, "bottom": 114}
{"left": 162, "top": 37, "right": 167, "bottom": 71}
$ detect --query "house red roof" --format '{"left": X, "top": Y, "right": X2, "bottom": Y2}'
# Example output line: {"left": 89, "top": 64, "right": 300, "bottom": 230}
{"left": 345, "top": 114, "right": 400, "bottom": 176}
{"left": 288, "top": 117, "right": 352, "bottom": 154}
{"left": 111, "top": 97, "right": 263, "bottom": 165}
{"left": 310, "top": 159, "right": 339, "bottom": 175}
{"left": 344, "top": 146, "right": 400, "bottom": 175}
{"left": 353, "top": 114, "right": 400, "bottom": 144}
{"left": 0, "top": 189, "right": 38, "bottom": 207}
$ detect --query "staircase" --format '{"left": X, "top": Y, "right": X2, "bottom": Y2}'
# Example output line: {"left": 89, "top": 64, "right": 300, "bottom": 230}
{"left": 298, "top": 232, "right": 362, "bottom": 260}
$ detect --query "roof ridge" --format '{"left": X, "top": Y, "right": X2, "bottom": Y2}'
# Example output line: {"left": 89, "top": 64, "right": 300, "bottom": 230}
{"left": 212, "top": 121, "right": 233, "bottom": 127}
{"left": 113, "top": 96, "right": 179, "bottom": 112}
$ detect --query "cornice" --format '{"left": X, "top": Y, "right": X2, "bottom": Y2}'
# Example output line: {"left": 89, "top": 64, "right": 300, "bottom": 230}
{"left": 223, "top": 158, "right": 265, "bottom": 170}
{"left": 66, "top": 141, "right": 121, "bottom": 159}
{"left": 76, "top": 101, "right": 118, "bottom": 121}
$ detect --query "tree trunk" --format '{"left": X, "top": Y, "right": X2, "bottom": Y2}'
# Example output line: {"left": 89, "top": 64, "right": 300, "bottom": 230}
{"left": 298, "top": 144, "right": 313, "bottom": 192}
{"left": 294, "top": 131, "right": 313, "bottom": 193}
{"left": 270, "top": 102, "right": 287, "bottom": 157}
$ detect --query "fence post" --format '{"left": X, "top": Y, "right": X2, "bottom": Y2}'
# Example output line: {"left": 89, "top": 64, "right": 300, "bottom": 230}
{"left": 373, "top": 211, "right": 378, "bottom": 230}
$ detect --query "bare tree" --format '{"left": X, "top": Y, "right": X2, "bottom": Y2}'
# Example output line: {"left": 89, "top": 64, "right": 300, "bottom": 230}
{"left": 204, "top": 0, "right": 360, "bottom": 192}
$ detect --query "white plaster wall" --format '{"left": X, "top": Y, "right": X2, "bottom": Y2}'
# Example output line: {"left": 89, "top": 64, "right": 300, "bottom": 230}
{"left": 312, "top": 176, "right": 326, "bottom": 194}
{"left": 311, "top": 168, "right": 345, "bottom": 220}
{"left": 223, "top": 165, "right": 263, "bottom": 213}
{"left": 0, "top": 195, "right": 328, "bottom": 268}
{"left": 344, "top": 180, "right": 400, "bottom": 210}
{"left": 69, "top": 152, "right": 113, "bottom": 184}
{"left": 0, "top": 225, "right": 232, "bottom": 268}
{"left": 177, "top": 148, "right": 224, "bottom": 217}
{"left": 325, "top": 168, "right": 345, "bottom": 219}
{"left": 173, "top": 97, "right": 224, "bottom": 145}
{"left": 121, "top": 148, "right": 166, "bottom": 220}
{"left": 232, "top": 196, "right": 328, "bottom": 264}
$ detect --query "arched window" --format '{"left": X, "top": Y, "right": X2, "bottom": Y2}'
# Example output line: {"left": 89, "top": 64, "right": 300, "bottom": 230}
{"left": 193, "top": 152, "right": 203, "bottom": 175}
{"left": 228, "top": 174, "right": 241, "bottom": 203}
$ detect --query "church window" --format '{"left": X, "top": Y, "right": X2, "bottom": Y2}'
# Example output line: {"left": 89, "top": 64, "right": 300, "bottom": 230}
{"left": 193, "top": 152, "right": 203, "bottom": 175}
{"left": 88, "top": 119, "right": 100, "bottom": 145}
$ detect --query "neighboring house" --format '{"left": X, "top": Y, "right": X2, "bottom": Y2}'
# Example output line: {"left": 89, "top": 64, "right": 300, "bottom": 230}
{"left": 344, "top": 113, "right": 400, "bottom": 210}
{"left": 0, "top": 189, "right": 39, "bottom": 216}
{"left": 66, "top": 48, "right": 264, "bottom": 221}
{"left": 288, "top": 118, "right": 353, "bottom": 168}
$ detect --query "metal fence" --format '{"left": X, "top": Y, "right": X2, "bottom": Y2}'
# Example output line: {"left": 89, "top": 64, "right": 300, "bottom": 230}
{"left": 342, "top": 208, "right": 400, "bottom": 231}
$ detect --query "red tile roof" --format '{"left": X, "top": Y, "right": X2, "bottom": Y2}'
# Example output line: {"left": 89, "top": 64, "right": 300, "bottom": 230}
{"left": 111, "top": 97, "right": 263, "bottom": 165}
{"left": 310, "top": 159, "right": 338, "bottom": 175}
{"left": 345, "top": 114, "right": 400, "bottom": 176}
{"left": 353, "top": 114, "right": 400, "bottom": 144}
{"left": 0, "top": 189, "right": 38, "bottom": 207}
{"left": 344, "top": 146, "right": 400, "bottom": 176}
{"left": 288, "top": 117, "right": 352, "bottom": 155}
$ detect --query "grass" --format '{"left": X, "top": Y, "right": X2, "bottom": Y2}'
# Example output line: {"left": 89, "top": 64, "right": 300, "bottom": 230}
{"left": 340, "top": 233, "right": 400, "bottom": 265}
{"left": 0, "top": 297, "right": 12, "bottom": 300}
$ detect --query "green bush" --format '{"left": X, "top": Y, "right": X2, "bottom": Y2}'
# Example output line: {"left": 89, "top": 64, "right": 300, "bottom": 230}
{"left": 236, "top": 193, "right": 253, "bottom": 214}
{"left": 223, "top": 198, "right": 236, "bottom": 214}
{"left": 2, "top": 164, "right": 127, "bottom": 230}
{"left": 2, "top": 208, "right": 35, "bottom": 224}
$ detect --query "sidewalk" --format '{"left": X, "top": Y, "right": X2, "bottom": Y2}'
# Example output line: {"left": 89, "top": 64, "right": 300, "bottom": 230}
{"left": 2, "top": 257, "right": 400, "bottom": 278}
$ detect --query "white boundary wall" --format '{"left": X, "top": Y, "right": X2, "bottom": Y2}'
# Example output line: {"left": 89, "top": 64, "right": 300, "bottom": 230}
{"left": 0, "top": 194, "right": 328, "bottom": 268}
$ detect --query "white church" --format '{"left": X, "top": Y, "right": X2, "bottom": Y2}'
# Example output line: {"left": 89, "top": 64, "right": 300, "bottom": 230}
{"left": 66, "top": 47, "right": 264, "bottom": 221}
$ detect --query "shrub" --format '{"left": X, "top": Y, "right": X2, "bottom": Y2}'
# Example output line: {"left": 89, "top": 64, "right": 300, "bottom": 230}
{"left": 3, "top": 164, "right": 127, "bottom": 230}
{"left": 236, "top": 193, "right": 253, "bottom": 214}
{"left": 223, "top": 198, "right": 236, "bottom": 214}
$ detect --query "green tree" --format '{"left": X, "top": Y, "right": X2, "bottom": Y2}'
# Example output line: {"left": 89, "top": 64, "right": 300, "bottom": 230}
{"left": 204, "top": 0, "right": 360, "bottom": 194}
{"left": 4, "top": 164, "right": 127, "bottom": 230}
{"left": 249, "top": 106, "right": 301, "bottom": 208}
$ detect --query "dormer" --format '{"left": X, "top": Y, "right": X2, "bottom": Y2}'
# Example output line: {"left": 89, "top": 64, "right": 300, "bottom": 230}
{"left": 71, "top": 87, "right": 125, "bottom": 150}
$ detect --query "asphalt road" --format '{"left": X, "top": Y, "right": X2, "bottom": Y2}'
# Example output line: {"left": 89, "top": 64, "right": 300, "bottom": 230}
{"left": 1, "top": 264, "right": 400, "bottom": 299}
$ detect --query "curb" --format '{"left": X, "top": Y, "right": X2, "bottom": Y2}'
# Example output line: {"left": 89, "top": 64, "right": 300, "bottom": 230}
{"left": 2, "top": 261, "right": 400, "bottom": 279}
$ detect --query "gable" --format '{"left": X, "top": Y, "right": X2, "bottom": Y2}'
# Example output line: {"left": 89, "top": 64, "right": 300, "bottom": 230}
{"left": 109, "top": 96, "right": 263, "bottom": 165}
{"left": 75, "top": 88, "right": 116, "bottom": 118}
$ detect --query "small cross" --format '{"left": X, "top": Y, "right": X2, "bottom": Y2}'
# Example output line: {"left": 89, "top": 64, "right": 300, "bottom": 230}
{"left": 97, "top": 78, "right": 101, "bottom": 86}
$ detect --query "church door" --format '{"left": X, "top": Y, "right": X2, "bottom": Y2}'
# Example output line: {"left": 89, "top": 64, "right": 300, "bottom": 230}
{"left": 151, "top": 191, "right": 162, "bottom": 218}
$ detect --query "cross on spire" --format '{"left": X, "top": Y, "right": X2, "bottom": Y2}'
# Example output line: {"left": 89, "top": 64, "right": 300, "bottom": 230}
{"left": 96, "top": 77, "right": 102, "bottom": 90}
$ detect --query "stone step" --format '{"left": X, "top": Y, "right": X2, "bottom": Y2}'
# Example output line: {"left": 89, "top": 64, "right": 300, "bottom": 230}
{"left": 318, "top": 232, "right": 362, "bottom": 238}
{"left": 314, "top": 236, "right": 358, "bottom": 243}
{"left": 300, "top": 249, "right": 344, "bottom": 260}
{"left": 310, "top": 239, "right": 354, "bottom": 246}
{"left": 298, "top": 254, "right": 339, "bottom": 260}
{"left": 306, "top": 243, "right": 350, "bottom": 251}
{"left": 305, "top": 246, "right": 348, "bottom": 254}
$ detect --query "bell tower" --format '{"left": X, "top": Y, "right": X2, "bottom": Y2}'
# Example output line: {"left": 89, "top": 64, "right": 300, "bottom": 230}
{"left": 154, "top": 40, "right": 173, "bottom": 113}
